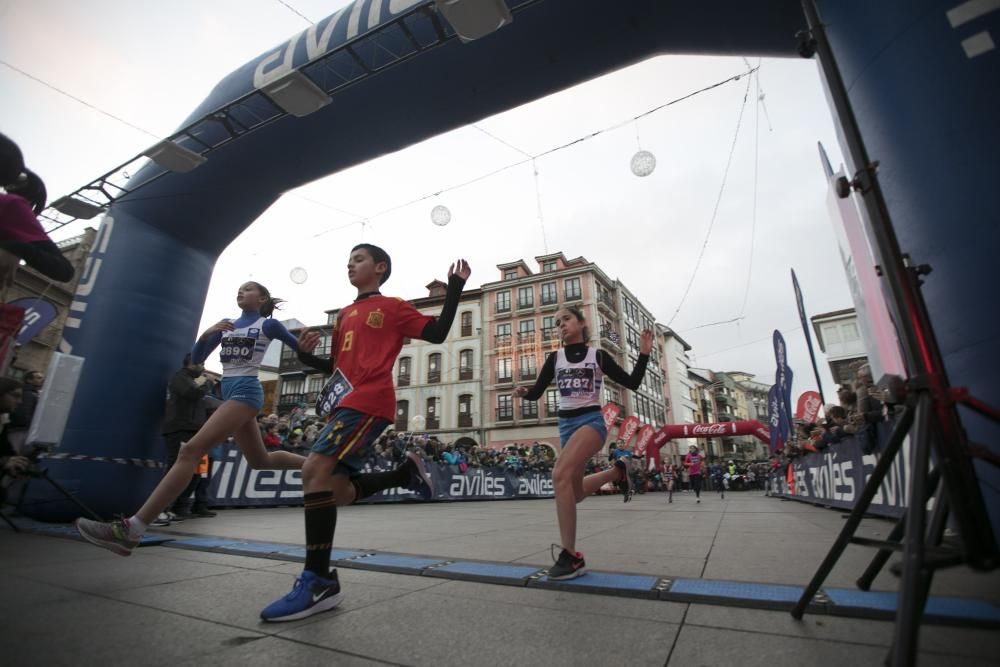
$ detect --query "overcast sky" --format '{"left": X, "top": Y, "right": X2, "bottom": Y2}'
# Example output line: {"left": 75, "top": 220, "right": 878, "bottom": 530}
{"left": 1, "top": 0, "right": 855, "bottom": 401}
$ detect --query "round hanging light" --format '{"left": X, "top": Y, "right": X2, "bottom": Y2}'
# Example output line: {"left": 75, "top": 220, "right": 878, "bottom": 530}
{"left": 630, "top": 150, "right": 656, "bottom": 177}
{"left": 430, "top": 205, "right": 452, "bottom": 226}
{"left": 289, "top": 267, "right": 308, "bottom": 284}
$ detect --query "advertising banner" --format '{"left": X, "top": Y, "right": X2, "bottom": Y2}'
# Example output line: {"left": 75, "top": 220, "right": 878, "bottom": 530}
{"left": 206, "top": 445, "right": 554, "bottom": 507}
{"left": 774, "top": 423, "right": 908, "bottom": 518}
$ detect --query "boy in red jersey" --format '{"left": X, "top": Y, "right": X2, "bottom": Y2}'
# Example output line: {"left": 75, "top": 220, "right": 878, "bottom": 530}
{"left": 261, "top": 244, "right": 470, "bottom": 622}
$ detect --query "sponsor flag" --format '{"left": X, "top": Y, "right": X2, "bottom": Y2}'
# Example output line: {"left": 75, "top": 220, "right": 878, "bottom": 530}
{"left": 773, "top": 330, "right": 794, "bottom": 444}
{"left": 601, "top": 402, "right": 621, "bottom": 430}
{"left": 635, "top": 424, "right": 655, "bottom": 456}
{"left": 768, "top": 384, "right": 783, "bottom": 452}
{"left": 619, "top": 415, "right": 640, "bottom": 447}
{"left": 9, "top": 298, "right": 58, "bottom": 345}
{"left": 791, "top": 269, "right": 826, "bottom": 405}
{"left": 795, "top": 391, "right": 823, "bottom": 424}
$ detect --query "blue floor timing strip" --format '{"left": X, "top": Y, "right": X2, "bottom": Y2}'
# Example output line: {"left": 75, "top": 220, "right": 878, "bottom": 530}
{"left": 10, "top": 520, "right": 999, "bottom": 628}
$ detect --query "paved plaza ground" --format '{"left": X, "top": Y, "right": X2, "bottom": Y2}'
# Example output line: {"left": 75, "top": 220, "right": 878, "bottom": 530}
{"left": 2, "top": 490, "right": 998, "bottom": 665}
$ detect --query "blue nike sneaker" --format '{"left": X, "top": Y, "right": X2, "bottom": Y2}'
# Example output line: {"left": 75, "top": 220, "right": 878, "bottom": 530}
{"left": 260, "top": 569, "right": 342, "bottom": 622}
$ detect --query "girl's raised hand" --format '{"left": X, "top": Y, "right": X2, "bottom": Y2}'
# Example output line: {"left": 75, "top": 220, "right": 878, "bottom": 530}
{"left": 448, "top": 259, "right": 471, "bottom": 281}
{"left": 639, "top": 329, "right": 654, "bottom": 355}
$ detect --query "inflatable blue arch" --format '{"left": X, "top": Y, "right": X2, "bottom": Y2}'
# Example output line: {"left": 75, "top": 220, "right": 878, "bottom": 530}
{"left": 36, "top": 0, "right": 998, "bottom": 537}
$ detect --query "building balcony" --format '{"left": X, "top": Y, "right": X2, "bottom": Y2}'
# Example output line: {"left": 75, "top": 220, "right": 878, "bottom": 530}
{"left": 426, "top": 417, "right": 439, "bottom": 430}
{"left": 517, "top": 299, "right": 534, "bottom": 311}
{"left": 520, "top": 369, "right": 537, "bottom": 381}
{"left": 427, "top": 371, "right": 441, "bottom": 384}
{"left": 495, "top": 334, "right": 513, "bottom": 349}
{"left": 461, "top": 325, "right": 472, "bottom": 337}
{"left": 517, "top": 332, "right": 537, "bottom": 346}
{"left": 520, "top": 405, "right": 539, "bottom": 419}
{"left": 545, "top": 405, "right": 560, "bottom": 419}
{"left": 279, "top": 355, "right": 329, "bottom": 374}
{"left": 600, "top": 327, "right": 622, "bottom": 350}
{"left": 564, "top": 290, "right": 582, "bottom": 302}
{"left": 458, "top": 415, "right": 473, "bottom": 428}
{"left": 496, "top": 374, "right": 513, "bottom": 385}
{"left": 397, "top": 373, "right": 411, "bottom": 387}
{"left": 597, "top": 293, "right": 616, "bottom": 313}
{"left": 540, "top": 294, "right": 558, "bottom": 307}
{"left": 496, "top": 409, "right": 514, "bottom": 422}
{"left": 459, "top": 368, "right": 473, "bottom": 381}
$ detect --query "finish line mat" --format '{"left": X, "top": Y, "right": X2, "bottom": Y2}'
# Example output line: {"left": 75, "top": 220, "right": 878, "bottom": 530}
{"left": 8, "top": 520, "right": 998, "bottom": 628}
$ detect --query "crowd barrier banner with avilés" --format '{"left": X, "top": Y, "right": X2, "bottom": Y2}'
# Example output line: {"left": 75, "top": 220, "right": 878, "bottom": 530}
{"left": 206, "top": 444, "right": 554, "bottom": 507}
{"left": 772, "top": 422, "right": 910, "bottom": 518}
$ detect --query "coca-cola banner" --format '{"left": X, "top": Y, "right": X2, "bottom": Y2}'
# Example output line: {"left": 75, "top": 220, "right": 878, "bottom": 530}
{"left": 207, "top": 444, "right": 554, "bottom": 507}
{"left": 601, "top": 402, "right": 621, "bottom": 430}
{"left": 795, "top": 391, "right": 823, "bottom": 424}
{"left": 653, "top": 420, "right": 771, "bottom": 444}
{"left": 773, "top": 423, "right": 908, "bottom": 518}
{"left": 619, "top": 415, "right": 640, "bottom": 447}
{"left": 634, "top": 424, "right": 655, "bottom": 456}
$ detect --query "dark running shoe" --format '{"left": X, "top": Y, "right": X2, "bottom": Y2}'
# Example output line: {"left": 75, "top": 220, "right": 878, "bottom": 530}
{"left": 613, "top": 459, "right": 633, "bottom": 503}
{"left": 548, "top": 544, "right": 586, "bottom": 580}
{"left": 402, "top": 451, "right": 434, "bottom": 500}
{"left": 260, "top": 569, "right": 343, "bottom": 622}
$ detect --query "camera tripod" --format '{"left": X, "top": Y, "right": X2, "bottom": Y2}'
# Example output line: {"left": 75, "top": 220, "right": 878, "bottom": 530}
{"left": 0, "top": 464, "right": 102, "bottom": 531}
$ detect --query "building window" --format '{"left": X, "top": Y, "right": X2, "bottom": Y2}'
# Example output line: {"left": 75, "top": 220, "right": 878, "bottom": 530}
{"left": 504, "top": 269, "right": 518, "bottom": 280}
{"left": 398, "top": 357, "right": 411, "bottom": 386}
{"left": 496, "top": 290, "right": 511, "bottom": 313}
{"left": 497, "top": 394, "right": 513, "bottom": 421}
{"left": 395, "top": 400, "right": 409, "bottom": 431}
{"left": 521, "top": 398, "right": 538, "bottom": 418}
{"left": 564, "top": 277, "right": 581, "bottom": 301}
{"left": 461, "top": 311, "right": 472, "bottom": 337}
{"left": 542, "top": 260, "right": 557, "bottom": 273}
{"left": 281, "top": 377, "right": 305, "bottom": 396}
{"left": 517, "top": 286, "right": 533, "bottom": 309}
{"left": 307, "top": 375, "right": 325, "bottom": 394}
{"left": 496, "top": 323, "right": 512, "bottom": 347}
{"left": 540, "top": 282, "right": 557, "bottom": 305}
{"left": 520, "top": 354, "right": 537, "bottom": 381}
{"left": 426, "top": 397, "right": 440, "bottom": 430}
{"left": 542, "top": 315, "right": 557, "bottom": 340}
{"left": 313, "top": 333, "right": 331, "bottom": 357}
{"left": 427, "top": 353, "right": 441, "bottom": 383}
{"left": 496, "top": 357, "right": 512, "bottom": 384}
{"left": 518, "top": 319, "right": 535, "bottom": 345}
{"left": 545, "top": 389, "right": 559, "bottom": 416}
{"left": 459, "top": 349, "right": 473, "bottom": 380}
{"left": 458, "top": 394, "right": 473, "bottom": 427}
{"left": 282, "top": 342, "right": 296, "bottom": 360}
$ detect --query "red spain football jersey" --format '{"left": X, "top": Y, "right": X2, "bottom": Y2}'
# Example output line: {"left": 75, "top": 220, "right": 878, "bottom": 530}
{"left": 332, "top": 295, "right": 433, "bottom": 421}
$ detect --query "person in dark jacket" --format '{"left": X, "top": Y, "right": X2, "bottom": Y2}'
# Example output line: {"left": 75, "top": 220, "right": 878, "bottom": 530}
{"left": 162, "top": 354, "right": 216, "bottom": 519}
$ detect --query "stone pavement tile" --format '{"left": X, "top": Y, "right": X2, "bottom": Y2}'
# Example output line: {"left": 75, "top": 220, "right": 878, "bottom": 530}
{"left": 577, "top": 533, "right": 714, "bottom": 559}
{"left": 430, "top": 579, "right": 687, "bottom": 623}
{"left": 175, "top": 636, "right": 395, "bottom": 666}
{"left": 512, "top": 547, "right": 707, "bottom": 578}
{"left": 6, "top": 548, "right": 244, "bottom": 593}
{"left": 107, "top": 567, "right": 424, "bottom": 634}
{"left": 683, "top": 604, "right": 1000, "bottom": 661}
{"left": 0, "top": 572, "right": 85, "bottom": 610}
{"left": 666, "top": 624, "right": 993, "bottom": 667}
{"left": 278, "top": 586, "right": 680, "bottom": 666}
{"left": 366, "top": 538, "right": 546, "bottom": 563}
{"left": 0, "top": 594, "right": 264, "bottom": 667}
{"left": 0, "top": 529, "right": 126, "bottom": 565}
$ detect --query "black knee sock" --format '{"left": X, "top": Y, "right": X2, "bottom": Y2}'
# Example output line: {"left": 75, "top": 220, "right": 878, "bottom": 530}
{"left": 304, "top": 491, "right": 337, "bottom": 576}
{"left": 351, "top": 466, "right": 410, "bottom": 501}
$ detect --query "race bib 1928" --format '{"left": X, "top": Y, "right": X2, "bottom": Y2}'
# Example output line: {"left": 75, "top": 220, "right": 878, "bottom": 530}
{"left": 316, "top": 369, "right": 354, "bottom": 417}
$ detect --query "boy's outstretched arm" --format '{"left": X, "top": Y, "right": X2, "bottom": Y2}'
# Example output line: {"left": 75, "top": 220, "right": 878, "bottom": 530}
{"left": 419, "top": 259, "right": 471, "bottom": 344}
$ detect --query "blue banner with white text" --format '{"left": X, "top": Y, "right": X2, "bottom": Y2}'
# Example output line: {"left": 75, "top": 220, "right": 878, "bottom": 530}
{"left": 206, "top": 445, "right": 554, "bottom": 507}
